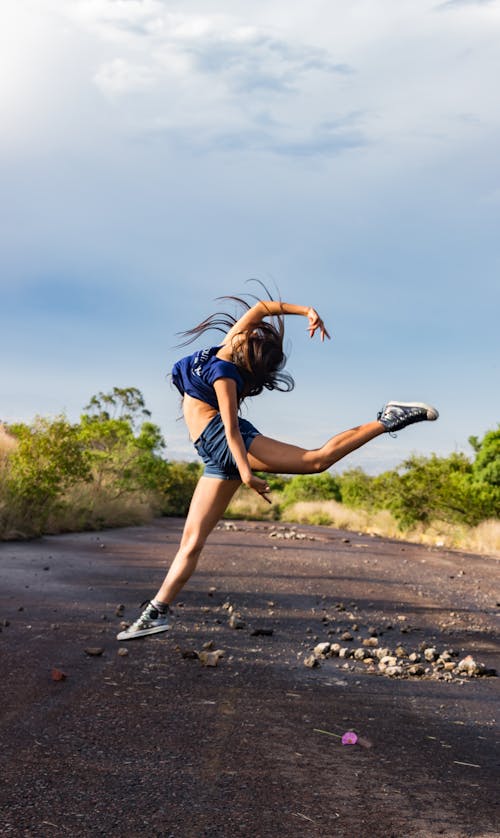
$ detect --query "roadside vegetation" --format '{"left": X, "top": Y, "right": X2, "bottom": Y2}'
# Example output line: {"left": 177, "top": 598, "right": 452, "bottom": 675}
{"left": 1, "top": 389, "right": 499, "bottom": 556}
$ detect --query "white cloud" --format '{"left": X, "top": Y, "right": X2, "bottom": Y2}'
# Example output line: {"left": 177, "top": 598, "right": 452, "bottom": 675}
{"left": 1, "top": 0, "right": 499, "bottom": 164}
{"left": 94, "top": 57, "right": 157, "bottom": 95}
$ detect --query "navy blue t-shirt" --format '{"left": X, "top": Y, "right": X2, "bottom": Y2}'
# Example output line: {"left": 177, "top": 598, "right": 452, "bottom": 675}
{"left": 171, "top": 346, "right": 244, "bottom": 409}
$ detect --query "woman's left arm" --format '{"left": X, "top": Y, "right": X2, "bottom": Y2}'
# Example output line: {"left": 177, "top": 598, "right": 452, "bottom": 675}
{"left": 222, "top": 300, "right": 330, "bottom": 346}
{"left": 213, "top": 378, "right": 271, "bottom": 503}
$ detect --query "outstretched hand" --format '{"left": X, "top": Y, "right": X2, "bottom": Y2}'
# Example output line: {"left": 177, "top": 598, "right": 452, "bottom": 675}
{"left": 246, "top": 474, "right": 272, "bottom": 504}
{"left": 307, "top": 308, "right": 331, "bottom": 342}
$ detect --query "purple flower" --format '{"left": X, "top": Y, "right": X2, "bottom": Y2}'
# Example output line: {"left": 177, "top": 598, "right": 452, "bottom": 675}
{"left": 341, "top": 731, "right": 358, "bottom": 746}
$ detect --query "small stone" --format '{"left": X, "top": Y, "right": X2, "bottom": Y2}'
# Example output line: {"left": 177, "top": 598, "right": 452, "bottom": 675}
{"left": 408, "top": 652, "right": 421, "bottom": 663}
{"left": 342, "top": 538, "right": 350, "bottom": 544}
{"left": 229, "top": 614, "right": 245, "bottom": 629}
{"left": 443, "top": 662, "right": 455, "bottom": 672}
{"left": 438, "top": 651, "right": 452, "bottom": 663}
{"left": 368, "top": 626, "right": 378, "bottom": 636}
{"left": 50, "top": 623, "right": 59, "bottom": 630}
{"left": 198, "top": 650, "right": 224, "bottom": 667}
{"left": 384, "top": 665, "right": 404, "bottom": 677}
{"left": 341, "top": 631, "right": 353, "bottom": 642}
{"left": 395, "top": 646, "right": 408, "bottom": 658}
{"left": 375, "top": 647, "right": 392, "bottom": 660}
{"left": 354, "top": 648, "right": 367, "bottom": 661}
{"left": 456, "top": 655, "right": 482, "bottom": 676}
{"left": 117, "top": 648, "right": 129, "bottom": 657}
{"left": 202, "top": 640, "right": 214, "bottom": 650}
{"left": 407, "top": 664, "right": 425, "bottom": 676}
{"left": 329, "top": 643, "right": 341, "bottom": 656}
{"left": 115, "top": 605, "right": 125, "bottom": 617}
{"left": 363, "top": 637, "right": 379, "bottom": 647}
{"left": 119, "top": 621, "right": 130, "bottom": 630}
{"left": 380, "top": 655, "right": 397, "bottom": 667}
{"left": 84, "top": 647, "right": 104, "bottom": 656}
{"left": 51, "top": 668, "right": 67, "bottom": 681}
{"left": 313, "top": 642, "right": 331, "bottom": 658}
{"left": 304, "top": 655, "right": 320, "bottom": 668}
{"left": 338, "top": 647, "right": 349, "bottom": 659}
{"left": 208, "top": 587, "right": 217, "bottom": 596}
{"left": 424, "top": 648, "right": 438, "bottom": 662}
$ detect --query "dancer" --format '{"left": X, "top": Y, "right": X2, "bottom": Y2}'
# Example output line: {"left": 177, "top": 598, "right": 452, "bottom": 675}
{"left": 117, "top": 293, "right": 438, "bottom": 640}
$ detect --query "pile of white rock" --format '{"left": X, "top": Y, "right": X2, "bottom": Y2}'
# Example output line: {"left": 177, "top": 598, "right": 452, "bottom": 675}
{"left": 304, "top": 639, "right": 496, "bottom": 681}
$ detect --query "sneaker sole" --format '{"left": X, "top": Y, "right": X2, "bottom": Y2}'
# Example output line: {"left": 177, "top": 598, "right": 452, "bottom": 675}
{"left": 116, "top": 625, "right": 169, "bottom": 641}
{"left": 385, "top": 401, "right": 439, "bottom": 421}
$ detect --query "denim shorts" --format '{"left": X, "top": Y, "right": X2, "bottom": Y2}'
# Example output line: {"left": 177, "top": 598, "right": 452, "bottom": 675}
{"left": 194, "top": 414, "right": 261, "bottom": 480}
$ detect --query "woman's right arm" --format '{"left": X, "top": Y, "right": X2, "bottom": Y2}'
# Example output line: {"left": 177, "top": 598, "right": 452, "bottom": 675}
{"left": 223, "top": 300, "right": 330, "bottom": 344}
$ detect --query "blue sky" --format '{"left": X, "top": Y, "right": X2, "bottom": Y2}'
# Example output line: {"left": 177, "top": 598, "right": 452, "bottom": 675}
{"left": 1, "top": 0, "right": 499, "bottom": 473}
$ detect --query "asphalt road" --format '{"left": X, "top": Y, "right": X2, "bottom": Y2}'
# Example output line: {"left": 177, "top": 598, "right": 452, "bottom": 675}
{"left": 1, "top": 519, "right": 499, "bottom": 838}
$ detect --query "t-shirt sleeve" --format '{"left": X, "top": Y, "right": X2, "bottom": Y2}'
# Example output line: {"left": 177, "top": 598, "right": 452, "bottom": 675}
{"left": 205, "top": 359, "right": 243, "bottom": 390}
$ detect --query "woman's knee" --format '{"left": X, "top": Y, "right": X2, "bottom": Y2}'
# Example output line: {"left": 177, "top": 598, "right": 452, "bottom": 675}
{"left": 180, "top": 528, "right": 206, "bottom": 557}
{"left": 303, "top": 450, "right": 328, "bottom": 474}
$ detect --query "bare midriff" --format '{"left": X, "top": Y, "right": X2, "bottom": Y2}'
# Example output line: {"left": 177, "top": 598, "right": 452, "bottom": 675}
{"left": 182, "top": 394, "right": 218, "bottom": 442}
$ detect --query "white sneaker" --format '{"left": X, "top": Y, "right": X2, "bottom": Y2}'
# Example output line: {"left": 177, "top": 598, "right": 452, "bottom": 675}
{"left": 116, "top": 601, "right": 170, "bottom": 641}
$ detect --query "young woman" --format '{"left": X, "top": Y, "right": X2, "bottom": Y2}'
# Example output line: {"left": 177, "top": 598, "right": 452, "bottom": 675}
{"left": 117, "top": 295, "right": 438, "bottom": 640}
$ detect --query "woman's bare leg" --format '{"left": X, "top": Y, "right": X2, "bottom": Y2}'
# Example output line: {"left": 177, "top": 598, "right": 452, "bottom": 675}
{"left": 154, "top": 476, "right": 240, "bottom": 605}
{"left": 247, "top": 421, "right": 384, "bottom": 474}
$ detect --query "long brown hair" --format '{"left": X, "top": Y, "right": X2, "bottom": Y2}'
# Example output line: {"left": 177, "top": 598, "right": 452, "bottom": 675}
{"left": 177, "top": 282, "right": 294, "bottom": 399}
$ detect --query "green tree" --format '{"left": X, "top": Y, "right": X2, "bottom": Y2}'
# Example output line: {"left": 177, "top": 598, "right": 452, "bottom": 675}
{"left": 281, "top": 472, "right": 341, "bottom": 506}
{"left": 470, "top": 426, "right": 500, "bottom": 487}
{"left": 338, "top": 468, "right": 375, "bottom": 509}
{"left": 78, "top": 388, "right": 166, "bottom": 498}
{"left": 2, "top": 416, "right": 91, "bottom": 536}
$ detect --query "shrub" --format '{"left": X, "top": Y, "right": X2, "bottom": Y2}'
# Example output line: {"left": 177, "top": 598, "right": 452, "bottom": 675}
{"left": 281, "top": 472, "right": 341, "bottom": 507}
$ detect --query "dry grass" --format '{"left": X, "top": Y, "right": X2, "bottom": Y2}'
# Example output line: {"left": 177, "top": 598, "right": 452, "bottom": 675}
{"left": 225, "top": 485, "right": 279, "bottom": 521}
{"left": 283, "top": 500, "right": 401, "bottom": 538}
{"left": 49, "top": 483, "right": 157, "bottom": 533}
{"left": 274, "top": 500, "right": 500, "bottom": 558}
{"left": 0, "top": 425, "right": 18, "bottom": 454}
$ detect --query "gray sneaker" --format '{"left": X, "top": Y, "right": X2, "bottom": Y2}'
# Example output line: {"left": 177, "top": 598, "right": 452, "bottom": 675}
{"left": 116, "top": 601, "right": 170, "bottom": 641}
{"left": 377, "top": 401, "right": 439, "bottom": 432}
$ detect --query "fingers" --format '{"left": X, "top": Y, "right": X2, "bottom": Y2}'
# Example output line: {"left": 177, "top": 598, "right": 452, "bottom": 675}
{"left": 307, "top": 320, "right": 331, "bottom": 341}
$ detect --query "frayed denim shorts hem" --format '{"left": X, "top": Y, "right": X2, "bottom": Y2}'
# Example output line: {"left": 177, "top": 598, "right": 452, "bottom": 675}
{"left": 194, "top": 414, "right": 261, "bottom": 480}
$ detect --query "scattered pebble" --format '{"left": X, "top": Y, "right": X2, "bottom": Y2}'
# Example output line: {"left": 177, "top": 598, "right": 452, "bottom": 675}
{"left": 117, "top": 648, "right": 129, "bottom": 657}
{"left": 229, "top": 614, "right": 246, "bottom": 629}
{"left": 84, "top": 647, "right": 104, "bottom": 657}
{"left": 51, "top": 668, "right": 67, "bottom": 681}
{"left": 198, "top": 649, "right": 225, "bottom": 667}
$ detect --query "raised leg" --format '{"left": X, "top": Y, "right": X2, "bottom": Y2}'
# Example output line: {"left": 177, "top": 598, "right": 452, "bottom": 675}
{"left": 247, "top": 421, "right": 384, "bottom": 475}
{"left": 154, "top": 476, "right": 240, "bottom": 605}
